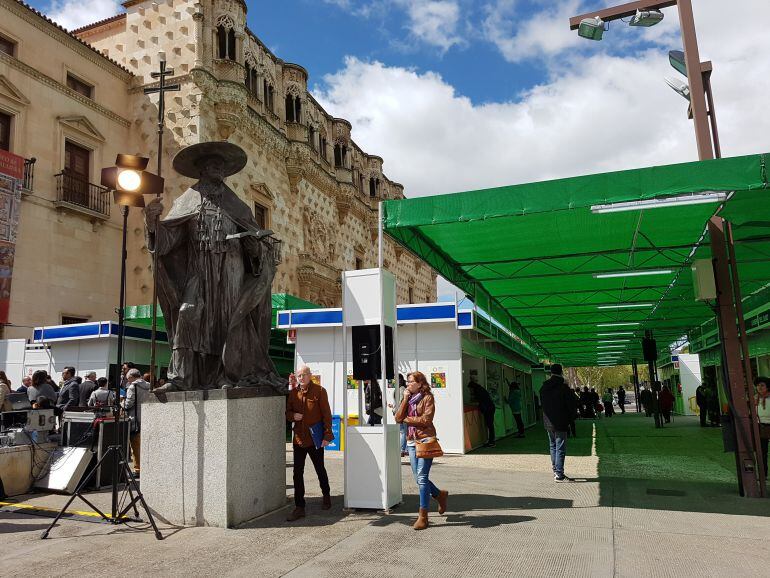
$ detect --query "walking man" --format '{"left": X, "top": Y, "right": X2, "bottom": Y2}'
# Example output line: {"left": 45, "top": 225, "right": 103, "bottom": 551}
{"left": 286, "top": 365, "right": 334, "bottom": 521}
{"left": 540, "top": 364, "right": 576, "bottom": 482}
{"left": 123, "top": 368, "right": 150, "bottom": 475}
{"left": 617, "top": 385, "right": 626, "bottom": 414}
{"left": 696, "top": 382, "right": 708, "bottom": 427}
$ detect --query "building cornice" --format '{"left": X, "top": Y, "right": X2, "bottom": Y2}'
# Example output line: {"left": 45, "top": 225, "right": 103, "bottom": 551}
{"left": 71, "top": 12, "right": 126, "bottom": 35}
{"left": 0, "top": 51, "right": 131, "bottom": 127}
{"left": 3, "top": 0, "right": 133, "bottom": 78}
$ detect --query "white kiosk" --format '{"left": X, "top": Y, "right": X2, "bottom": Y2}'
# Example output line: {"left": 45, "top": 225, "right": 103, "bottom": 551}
{"left": 341, "top": 268, "right": 402, "bottom": 510}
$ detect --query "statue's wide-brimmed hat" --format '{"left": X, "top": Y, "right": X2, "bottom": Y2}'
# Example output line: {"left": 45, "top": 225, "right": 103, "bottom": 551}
{"left": 172, "top": 141, "right": 247, "bottom": 179}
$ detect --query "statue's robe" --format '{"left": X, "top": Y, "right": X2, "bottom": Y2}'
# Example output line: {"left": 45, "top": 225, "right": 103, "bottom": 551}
{"left": 149, "top": 183, "right": 280, "bottom": 390}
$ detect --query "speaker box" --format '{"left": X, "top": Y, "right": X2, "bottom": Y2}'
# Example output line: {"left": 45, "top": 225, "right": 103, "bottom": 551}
{"left": 352, "top": 325, "right": 394, "bottom": 380}
{"left": 642, "top": 337, "right": 658, "bottom": 362}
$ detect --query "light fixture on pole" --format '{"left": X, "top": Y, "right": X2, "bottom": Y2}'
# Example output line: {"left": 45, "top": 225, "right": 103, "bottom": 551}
{"left": 578, "top": 16, "right": 605, "bottom": 40}
{"left": 664, "top": 76, "right": 690, "bottom": 101}
{"left": 41, "top": 155, "right": 164, "bottom": 541}
{"left": 629, "top": 9, "right": 664, "bottom": 27}
{"left": 590, "top": 191, "right": 728, "bottom": 214}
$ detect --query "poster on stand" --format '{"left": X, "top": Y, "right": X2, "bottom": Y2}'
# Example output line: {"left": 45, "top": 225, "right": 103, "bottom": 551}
{"left": 0, "top": 150, "right": 23, "bottom": 325}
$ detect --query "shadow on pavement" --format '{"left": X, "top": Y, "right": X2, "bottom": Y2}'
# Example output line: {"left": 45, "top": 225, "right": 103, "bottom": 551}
{"left": 0, "top": 511, "right": 52, "bottom": 534}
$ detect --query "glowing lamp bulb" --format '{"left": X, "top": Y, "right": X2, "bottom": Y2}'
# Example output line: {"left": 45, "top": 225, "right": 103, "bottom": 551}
{"left": 117, "top": 169, "right": 142, "bottom": 192}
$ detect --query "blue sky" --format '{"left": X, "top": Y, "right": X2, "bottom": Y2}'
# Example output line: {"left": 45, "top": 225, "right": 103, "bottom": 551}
{"left": 31, "top": 0, "right": 770, "bottom": 300}
{"left": 253, "top": 0, "right": 549, "bottom": 105}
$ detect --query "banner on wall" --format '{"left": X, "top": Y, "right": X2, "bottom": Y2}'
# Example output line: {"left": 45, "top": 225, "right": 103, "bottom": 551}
{"left": 0, "top": 149, "right": 23, "bottom": 325}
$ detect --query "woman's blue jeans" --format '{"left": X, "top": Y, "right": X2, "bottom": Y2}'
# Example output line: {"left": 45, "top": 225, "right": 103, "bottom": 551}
{"left": 407, "top": 445, "right": 440, "bottom": 509}
{"left": 399, "top": 422, "right": 407, "bottom": 453}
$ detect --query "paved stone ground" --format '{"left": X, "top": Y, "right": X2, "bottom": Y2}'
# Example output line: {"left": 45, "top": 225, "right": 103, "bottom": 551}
{"left": 2, "top": 413, "right": 770, "bottom": 577}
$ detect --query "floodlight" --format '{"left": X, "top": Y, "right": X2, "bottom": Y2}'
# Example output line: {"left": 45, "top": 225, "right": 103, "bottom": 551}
{"left": 578, "top": 16, "right": 605, "bottom": 40}
{"left": 117, "top": 169, "right": 142, "bottom": 192}
{"left": 629, "top": 9, "right": 664, "bottom": 27}
{"left": 665, "top": 76, "right": 690, "bottom": 101}
{"left": 593, "top": 269, "right": 673, "bottom": 279}
{"left": 591, "top": 191, "right": 728, "bottom": 214}
{"left": 669, "top": 50, "right": 687, "bottom": 76}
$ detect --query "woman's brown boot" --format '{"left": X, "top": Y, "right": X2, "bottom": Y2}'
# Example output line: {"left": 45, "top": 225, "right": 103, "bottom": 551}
{"left": 413, "top": 507, "right": 429, "bottom": 530}
{"left": 436, "top": 490, "right": 449, "bottom": 515}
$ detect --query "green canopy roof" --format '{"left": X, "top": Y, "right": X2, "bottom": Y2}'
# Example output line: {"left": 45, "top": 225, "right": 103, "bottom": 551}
{"left": 383, "top": 153, "right": 770, "bottom": 367}
{"left": 124, "top": 293, "right": 320, "bottom": 330}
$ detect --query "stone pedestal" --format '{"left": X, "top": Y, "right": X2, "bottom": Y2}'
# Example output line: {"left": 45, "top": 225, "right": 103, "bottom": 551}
{"left": 141, "top": 389, "right": 286, "bottom": 528}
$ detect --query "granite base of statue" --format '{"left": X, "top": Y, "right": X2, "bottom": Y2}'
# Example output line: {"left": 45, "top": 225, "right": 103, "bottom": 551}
{"left": 140, "top": 142, "right": 287, "bottom": 528}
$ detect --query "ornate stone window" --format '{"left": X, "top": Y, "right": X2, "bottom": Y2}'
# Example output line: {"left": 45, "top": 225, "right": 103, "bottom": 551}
{"left": 319, "top": 133, "right": 328, "bottom": 164}
{"left": 308, "top": 124, "right": 317, "bottom": 150}
{"left": 216, "top": 15, "right": 236, "bottom": 61}
{"left": 285, "top": 94, "right": 301, "bottom": 123}
{"left": 369, "top": 176, "right": 379, "bottom": 197}
{"left": 262, "top": 79, "right": 275, "bottom": 112}
{"left": 334, "top": 141, "right": 348, "bottom": 169}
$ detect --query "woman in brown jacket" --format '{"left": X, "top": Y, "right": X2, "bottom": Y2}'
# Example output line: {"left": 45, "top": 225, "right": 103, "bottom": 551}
{"left": 395, "top": 370, "right": 448, "bottom": 530}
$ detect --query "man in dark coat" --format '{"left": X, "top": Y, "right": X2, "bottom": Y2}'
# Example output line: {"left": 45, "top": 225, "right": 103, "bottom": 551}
{"left": 540, "top": 364, "right": 576, "bottom": 482}
{"left": 696, "top": 382, "right": 708, "bottom": 427}
{"left": 56, "top": 366, "right": 80, "bottom": 413}
{"left": 145, "top": 142, "right": 282, "bottom": 392}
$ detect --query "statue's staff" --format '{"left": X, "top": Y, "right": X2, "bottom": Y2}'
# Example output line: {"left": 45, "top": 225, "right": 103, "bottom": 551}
{"left": 143, "top": 52, "right": 179, "bottom": 391}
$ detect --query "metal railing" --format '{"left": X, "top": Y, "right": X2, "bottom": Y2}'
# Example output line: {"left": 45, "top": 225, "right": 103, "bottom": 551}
{"left": 22, "top": 157, "right": 35, "bottom": 191}
{"left": 55, "top": 170, "right": 111, "bottom": 218}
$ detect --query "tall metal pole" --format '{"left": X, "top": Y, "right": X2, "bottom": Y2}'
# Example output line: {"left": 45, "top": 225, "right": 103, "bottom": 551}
{"left": 632, "top": 359, "right": 641, "bottom": 413}
{"left": 113, "top": 205, "right": 129, "bottom": 519}
{"left": 709, "top": 217, "right": 762, "bottom": 498}
{"left": 144, "top": 53, "right": 180, "bottom": 389}
{"left": 676, "top": 0, "right": 713, "bottom": 160}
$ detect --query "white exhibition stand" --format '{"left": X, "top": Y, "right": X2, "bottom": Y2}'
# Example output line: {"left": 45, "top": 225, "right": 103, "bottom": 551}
{"left": 342, "top": 268, "right": 402, "bottom": 510}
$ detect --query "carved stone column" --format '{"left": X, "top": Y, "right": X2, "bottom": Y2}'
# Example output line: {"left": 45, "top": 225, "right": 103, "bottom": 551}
{"left": 192, "top": 4, "right": 204, "bottom": 69}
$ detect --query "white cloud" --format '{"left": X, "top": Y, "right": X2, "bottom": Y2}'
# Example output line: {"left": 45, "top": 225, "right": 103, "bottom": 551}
{"left": 398, "top": 0, "right": 463, "bottom": 52}
{"left": 483, "top": 0, "right": 584, "bottom": 62}
{"left": 315, "top": 0, "right": 770, "bottom": 300}
{"left": 45, "top": 0, "right": 122, "bottom": 31}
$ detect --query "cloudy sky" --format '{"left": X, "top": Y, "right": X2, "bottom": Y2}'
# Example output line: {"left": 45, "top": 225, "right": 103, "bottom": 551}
{"left": 37, "top": 0, "right": 770, "bottom": 299}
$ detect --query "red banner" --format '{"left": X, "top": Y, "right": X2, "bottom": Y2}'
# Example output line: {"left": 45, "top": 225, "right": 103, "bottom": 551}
{"left": 0, "top": 149, "right": 23, "bottom": 180}
{"left": 0, "top": 149, "right": 23, "bottom": 324}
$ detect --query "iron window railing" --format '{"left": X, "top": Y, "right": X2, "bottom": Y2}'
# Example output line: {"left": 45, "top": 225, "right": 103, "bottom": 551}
{"left": 55, "top": 170, "right": 111, "bottom": 218}
{"left": 22, "top": 157, "right": 35, "bottom": 191}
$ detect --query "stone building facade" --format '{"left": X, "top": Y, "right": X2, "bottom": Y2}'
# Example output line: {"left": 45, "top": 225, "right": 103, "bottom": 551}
{"left": 0, "top": 0, "right": 436, "bottom": 338}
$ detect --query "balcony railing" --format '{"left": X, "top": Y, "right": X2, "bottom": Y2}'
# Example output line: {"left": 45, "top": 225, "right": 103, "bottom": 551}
{"left": 22, "top": 157, "right": 35, "bottom": 192}
{"left": 54, "top": 171, "right": 111, "bottom": 219}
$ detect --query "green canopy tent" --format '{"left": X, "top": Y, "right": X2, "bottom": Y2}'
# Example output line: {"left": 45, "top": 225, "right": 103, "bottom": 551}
{"left": 123, "top": 293, "right": 320, "bottom": 376}
{"left": 382, "top": 153, "right": 770, "bottom": 367}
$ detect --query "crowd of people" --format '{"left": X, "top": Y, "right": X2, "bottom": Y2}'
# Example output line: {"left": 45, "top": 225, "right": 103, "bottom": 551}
{"left": 1, "top": 362, "right": 153, "bottom": 476}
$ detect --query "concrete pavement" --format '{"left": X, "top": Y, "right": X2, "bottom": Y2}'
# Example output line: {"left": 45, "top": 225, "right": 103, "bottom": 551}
{"left": 2, "top": 414, "right": 769, "bottom": 577}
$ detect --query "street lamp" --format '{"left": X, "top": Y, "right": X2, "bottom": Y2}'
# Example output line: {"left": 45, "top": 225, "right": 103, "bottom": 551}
{"left": 569, "top": 0, "right": 714, "bottom": 161}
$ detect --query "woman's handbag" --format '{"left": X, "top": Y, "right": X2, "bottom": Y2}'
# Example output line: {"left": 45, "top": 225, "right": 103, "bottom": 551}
{"left": 415, "top": 437, "right": 444, "bottom": 459}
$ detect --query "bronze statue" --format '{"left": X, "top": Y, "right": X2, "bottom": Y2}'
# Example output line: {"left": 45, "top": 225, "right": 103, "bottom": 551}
{"left": 145, "top": 142, "right": 284, "bottom": 393}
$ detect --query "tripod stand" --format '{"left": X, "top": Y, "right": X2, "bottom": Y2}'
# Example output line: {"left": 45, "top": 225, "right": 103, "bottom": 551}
{"left": 41, "top": 203, "right": 162, "bottom": 540}
{"left": 40, "top": 439, "right": 162, "bottom": 540}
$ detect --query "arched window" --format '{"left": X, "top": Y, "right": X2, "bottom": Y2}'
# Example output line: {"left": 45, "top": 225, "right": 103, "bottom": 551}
{"left": 263, "top": 80, "right": 275, "bottom": 112}
{"left": 334, "top": 143, "right": 348, "bottom": 168}
{"left": 285, "top": 95, "right": 302, "bottom": 123}
{"left": 216, "top": 16, "right": 236, "bottom": 61}
{"left": 245, "top": 65, "right": 259, "bottom": 97}
{"left": 308, "top": 126, "right": 317, "bottom": 150}
{"left": 369, "top": 177, "right": 377, "bottom": 197}
{"left": 319, "top": 135, "right": 328, "bottom": 162}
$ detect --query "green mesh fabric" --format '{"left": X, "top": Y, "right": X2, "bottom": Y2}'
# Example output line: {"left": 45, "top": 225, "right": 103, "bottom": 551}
{"left": 383, "top": 153, "right": 770, "bottom": 366}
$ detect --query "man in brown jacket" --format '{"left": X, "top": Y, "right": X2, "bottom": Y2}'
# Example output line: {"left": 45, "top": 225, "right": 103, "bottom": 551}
{"left": 285, "top": 365, "right": 334, "bottom": 521}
